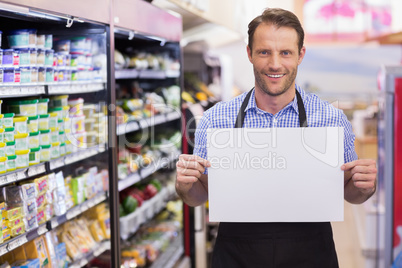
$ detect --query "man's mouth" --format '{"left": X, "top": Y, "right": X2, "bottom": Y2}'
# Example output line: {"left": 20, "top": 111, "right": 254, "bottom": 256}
{"left": 267, "top": 74, "right": 285, "bottom": 78}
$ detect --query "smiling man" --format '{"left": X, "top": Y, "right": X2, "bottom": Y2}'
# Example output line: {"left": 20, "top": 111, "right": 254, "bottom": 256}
{"left": 176, "top": 8, "right": 377, "bottom": 268}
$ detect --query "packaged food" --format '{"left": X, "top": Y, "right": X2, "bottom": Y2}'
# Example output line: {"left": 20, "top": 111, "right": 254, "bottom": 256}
{"left": 0, "top": 142, "right": 5, "bottom": 157}
{"left": 19, "top": 197, "right": 38, "bottom": 215}
{"left": 28, "top": 131, "right": 39, "bottom": 149}
{"left": 38, "top": 67, "right": 45, "bottom": 83}
{"left": 15, "top": 67, "right": 21, "bottom": 83}
{"left": 65, "top": 140, "right": 72, "bottom": 154}
{"left": 36, "top": 34, "right": 45, "bottom": 48}
{"left": 27, "top": 115, "right": 39, "bottom": 132}
{"left": 4, "top": 127, "right": 15, "bottom": 142}
{"left": 19, "top": 183, "right": 37, "bottom": 200}
{"left": 2, "top": 207, "right": 22, "bottom": 220}
{"left": 11, "top": 258, "right": 40, "bottom": 268}
{"left": 4, "top": 185, "right": 24, "bottom": 205}
{"left": 62, "top": 106, "right": 69, "bottom": 119}
{"left": 84, "top": 118, "right": 95, "bottom": 132}
{"left": 36, "top": 206, "right": 45, "bottom": 225}
{"left": 0, "top": 156, "right": 6, "bottom": 173}
{"left": 3, "top": 113, "right": 14, "bottom": 128}
{"left": 0, "top": 128, "right": 4, "bottom": 143}
{"left": 39, "top": 129, "right": 50, "bottom": 146}
{"left": 0, "top": 115, "right": 4, "bottom": 129}
{"left": 3, "top": 49, "right": 13, "bottom": 66}
{"left": 3, "top": 227, "right": 10, "bottom": 241}
{"left": 30, "top": 48, "right": 37, "bottom": 65}
{"left": 20, "top": 66, "right": 31, "bottom": 84}
{"left": 45, "top": 35, "right": 52, "bottom": 49}
{"left": 7, "top": 100, "right": 38, "bottom": 116}
{"left": 59, "top": 142, "right": 66, "bottom": 156}
{"left": 38, "top": 114, "right": 49, "bottom": 130}
{"left": 71, "top": 115, "right": 85, "bottom": 133}
{"left": 64, "top": 117, "right": 71, "bottom": 131}
{"left": 23, "top": 236, "right": 52, "bottom": 267}
{"left": 45, "top": 49, "right": 54, "bottom": 66}
{"left": 6, "top": 154, "right": 16, "bottom": 171}
{"left": 58, "top": 131, "right": 65, "bottom": 143}
{"left": 50, "top": 142, "right": 60, "bottom": 159}
{"left": 45, "top": 67, "right": 54, "bottom": 83}
{"left": 50, "top": 95, "right": 68, "bottom": 107}
{"left": 14, "top": 133, "right": 29, "bottom": 150}
{"left": 17, "top": 48, "right": 30, "bottom": 66}
{"left": 48, "top": 107, "right": 63, "bottom": 121}
{"left": 49, "top": 127, "right": 58, "bottom": 144}
{"left": 5, "top": 140, "right": 15, "bottom": 156}
{"left": 5, "top": 215, "right": 23, "bottom": 228}
{"left": 68, "top": 98, "right": 84, "bottom": 117}
{"left": 37, "top": 49, "right": 45, "bottom": 65}
{"left": 28, "top": 175, "right": 49, "bottom": 194}
{"left": 40, "top": 144, "right": 51, "bottom": 162}
{"left": 13, "top": 117, "right": 28, "bottom": 134}
{"left": 29, "top": 147, "right": 40, "bottom": 166}
{"left": 48, "top": 112, "right": 58, "bottom": 129}
{"left": 37, "top": 99, "right": 49, "bottom": 115}
{"left": 15, "top": 149, "right": 29, "bottom": 169}
{"left": 8, "top": 29, "right": 29, "bottom": 48}
{"left": 44, "top": 204, "right": 53, "bottom": 221}
{"left": 10, "top": 222, "right": 25, "bottom": 237}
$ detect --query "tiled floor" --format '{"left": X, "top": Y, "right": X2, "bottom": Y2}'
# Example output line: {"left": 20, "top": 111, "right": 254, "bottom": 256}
{"left": 332, "top": 201, "right": 366, "bottom": 268}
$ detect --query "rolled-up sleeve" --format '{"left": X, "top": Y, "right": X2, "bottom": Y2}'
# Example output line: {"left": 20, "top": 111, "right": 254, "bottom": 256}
{"left": 339, "top": 111, "right": 358, "bottom": 163}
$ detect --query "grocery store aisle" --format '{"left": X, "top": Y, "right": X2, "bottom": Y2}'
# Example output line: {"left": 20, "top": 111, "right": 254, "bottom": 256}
{"left": 332, "top": 201, "right": 365, "bottom": 268}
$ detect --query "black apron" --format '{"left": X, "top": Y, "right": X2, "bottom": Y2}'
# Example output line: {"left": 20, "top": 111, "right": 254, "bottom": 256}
{"left": 211, "top": 89, "right": 339, "bottom": 268}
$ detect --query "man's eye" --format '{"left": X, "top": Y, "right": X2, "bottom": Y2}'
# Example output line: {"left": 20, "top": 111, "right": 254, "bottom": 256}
{"left": 260, "top": 51, "right": 267, "bottom": 55}
{"left": 282, "top": 51, "right": 290, "bottom": 56}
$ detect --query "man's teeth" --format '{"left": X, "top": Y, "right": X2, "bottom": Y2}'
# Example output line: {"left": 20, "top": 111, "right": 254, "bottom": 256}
{"left": 267, "top": 74, "right": 284, "bottom": 78}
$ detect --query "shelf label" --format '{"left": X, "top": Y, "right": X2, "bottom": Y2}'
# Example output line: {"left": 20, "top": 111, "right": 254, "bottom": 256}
{"left": 51, "top": 218, "right": 59, "bottom": 229}
{"left": 8, "top": 235, "right": 28, "bottom": 251}
{"left": 0, "top": 244, "right": 8, "bottom": 256}
{"left": 17, "top": 170, "right": 27, "bottom": 180}
{"left": 50, "top": 158, "right": 64, "bottom": 170}
{"left": 66, "top": 206, "right": 81, "bottom": 220}
{"left": 80, "top": 203, "right": 89, "bottom": 213}
{"left": 0, "top": 175, "right": 8, "bottom": 186}
{"left": 28, "top": 164, "right": 46, "bottom": 177}
{"left": 6, "top": 173, "right": 17, "bottom": 183}
{"left": 37, "top": 225, "right": 47, "bottom": 235}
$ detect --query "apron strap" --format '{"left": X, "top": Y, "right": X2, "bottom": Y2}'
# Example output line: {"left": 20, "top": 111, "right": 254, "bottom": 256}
{"left": 235, "top": 88, "right": 308, "bottom": 128}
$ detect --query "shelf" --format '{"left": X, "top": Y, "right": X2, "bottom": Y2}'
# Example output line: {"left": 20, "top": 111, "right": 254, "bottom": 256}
{"left": 117, "top": 112, "right": 181, "bottom": 136}
{"left": 149, "top": 232, "right": 183, "bottom": 268}
{"left": 0, "top": 85, "right": 45, "bottom": 98}
{"left": 120, "top": 188, "right": 170, "bottom": 240}
{"left": 0, "top": 144, "right": 106, "bottom": 188}
{"left": 0, "top": 192, "right": 107, "bottom": 257}
{"left": 115, "top": 69, "right": 180, "bottom": 80}
{"left": 118, "top": 150, "right": 180, "bottom": 192}
{"left": 46, "top": 82, "right": 106, "bottom": 95}
{"left": 68, "top": 240, "right": 111, "bottom": 268}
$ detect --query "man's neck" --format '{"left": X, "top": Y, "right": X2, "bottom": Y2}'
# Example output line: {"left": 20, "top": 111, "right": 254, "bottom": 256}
{"left": 254, "top": 86, "right": 296, "bottom": 115}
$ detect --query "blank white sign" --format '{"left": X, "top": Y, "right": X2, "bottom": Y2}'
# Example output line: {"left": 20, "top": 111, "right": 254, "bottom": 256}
{"left": 207, "top": 127, "right": 344, "bottom": 222}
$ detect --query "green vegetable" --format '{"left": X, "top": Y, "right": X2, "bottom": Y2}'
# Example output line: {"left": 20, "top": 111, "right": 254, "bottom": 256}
{"left": 119, "top": 204, "right": 126, "bottom": 217}
{"left": 150, "top": 179, "right": 162, "bottom": 192}
{"left": 122, "top": 195, "right": 138, "bottom": 214}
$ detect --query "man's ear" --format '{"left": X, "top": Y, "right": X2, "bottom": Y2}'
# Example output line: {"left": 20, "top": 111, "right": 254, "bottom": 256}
{"left": 298, "top": 46, "right": 306, "bottom": 65}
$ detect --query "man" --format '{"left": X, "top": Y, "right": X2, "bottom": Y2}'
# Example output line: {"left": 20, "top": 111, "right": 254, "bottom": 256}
{"left": 176, "top": 8, "right": 376, "bottom": 268}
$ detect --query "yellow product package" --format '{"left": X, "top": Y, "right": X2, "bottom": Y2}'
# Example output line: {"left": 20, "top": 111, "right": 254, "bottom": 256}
{"left": 24, "top": 236, "right": 52, "bottom": 268}
{"left": 88, "top": 220, "right": 105, "bottom": 242}
{"left": 2, "top": 207, "right": 22, "bottom": 220}
{"left": 10, "top": 223, "right": 25, "bottom": 237}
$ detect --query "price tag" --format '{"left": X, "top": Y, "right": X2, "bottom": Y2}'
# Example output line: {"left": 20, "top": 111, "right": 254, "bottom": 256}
{"left": 0, "top": 175, "right": 8, "bottom": 186}
{"left": 50, "top": 158, "right": 64, "bottom": 170}
{"left": 17, "top": 170, "right": 27, "bottom": 180}
{"left": 80, "top": 203, "right": 89, "bottom": 213}
{"left": 0, "top": 244, "right": 8, "bottom": 256}
{"left": 37, "top": 225, "right": 47, "bottom": 235}
{"left": 51, "top": 218, "right": 59, "bottom": 229}
{"left": 8, "top": 235, "right": 28, "bottom": 251}
{"left": 6, "top": 173, "right": 17, "bottom": 183}
{"left": 87, "top": 198, "right": 96, "bottom": 208}
{"left": 66, "top": 207, "right": 80, "bottom": 220}
{"left": 28, "top": 164, "right": 46, "bottom": 177}
{"left": 126, "top": 121, "right": 139, "bottom": 133}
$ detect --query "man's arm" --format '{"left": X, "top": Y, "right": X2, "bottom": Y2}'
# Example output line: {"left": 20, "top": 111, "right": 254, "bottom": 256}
{"left": 342, "top": 159, "right": 377, "bottom": 204}
{"left": 176, "top": 154, "right": 210, "bottom": 207}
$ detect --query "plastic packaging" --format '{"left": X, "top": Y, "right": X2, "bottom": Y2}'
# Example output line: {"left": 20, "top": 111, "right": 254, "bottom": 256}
{"left": 50, "top": 127, "right": 58, "bottom": 143}
{"left": 60, "top": 142, "right": 66, "bottom": 156}
{"left": 14, "top": 133, "right": 29, "bottom": 150}
{"left": 50, "top": 95, "right": 69, "bottom": 107}
{"left": 59, "top": 130, "right": 65, "bottom": 143}
{"left": 8, "top": 29, "right": 29, "bottom": 48}
{"left": 49, "top": 112, "right": 58, "bottom": 129}
{"left": 14, "top": 67, "right": 21, "bottom": 83}
{"left": 55, "top": 39, "right": 70, "bottom": 54}
{"left": 48, "top": 107, "right": 63, "bottom": 121}
{"left": 7, "top": 99, "right": 38, "bottom": 116}
{"left": 45, "top": 67, "right": 54, "bottom": 82}
{"left": 10, "top": 223, "right": 25, "bottom": 237}
{"left": 3, "top": 67, "right": 14, "bottom": 83}
{"left": 37, "top": 98, "right": 49, "bottom": 115}
{"left": 0, "top": 143, "right": 5, "bottom": 158}
{"left": 82, "top": 104, "right": 96, "bottom": 118}
{"left": 40, "top": 144, "right": 51, "bottom": 162}
{"left": 20, "top": 66, "right": 31, "bottom": 83}
{"left": 70, "top": 37, "right": 86, "bottom": 54}
{"left": 0, "top": 49, "right": 2, "bottom": 66}
{"left": 37, "top": 49, "right": 45, "bottom": 65}
{"left": 29, "top": 147, "right": 40, "bottom": 166}
{"left": 50, "top": 142, "right": 60, "bottom": 159}
{"left": 0, "top": 156, "right": 6, "bottom": 174}
{"left": 15, "top": 149, "right": 29, "bottom": 168}
{"left": 24, "top": 212, "right": 38, "bottom": 231}
{"left": 5, "top": 215, "right": 23, "bottom": 229}
{"left": 0, "top": 67, "right": 3, "bottom": 84}
{"left": 4, "top": 127, "right": 15, "bottom": 142}
{"left": 45, "top": 49, "right": 54, "bottom": 66}
{"left": 20, "top": 183, "right": 37, "bottom": 199}
{"left": 68, "top": 98, "right": 84, "bottom": 117}
{"left": 28, "top": 29, "right": 37, "bottom": 47}
{"left": 6, "top": 154, "right": 16, "bottom": 172}
{"left": 3, "top": 49, "right": 13, "bottom": 66}
{"left": 28, "top": 131, "right": 40, "bottom": 149}
{"left": 5, "top": 141, "right": 15, "bottom": 156}
{"left": 13, "top": 50, "right": 20, "bottom": 66}
{"left": 84, "top": 118, "right": 95, "bottom": 132}
{"left": 39, "top": 129, "right": 50, "bottom": 146}
{"left": 45, "top": 34, "right": 53, "bottom": 49}
{"left": 64, "top": 117, "right": 71, "bottom": 131}
{"left": 27, "top": 115, "right": 39, "bottom": 132}
{"left": 38, "top": 114, "right": 49, "bottom": 131}
{"left": 38, "top": 67, "right": 45, "bottom": 83}
{"left": 58, "top": 119, "right": 64, "bottom": 131}
{"left": 31, "top": 66, "right": 38, "bottom": 83}
{"left": 3, "top": 113, "right": 14, "bottom": 128}
{"left": 0, "top": 128, "right": 4, "bottom": 143}
{"left": 13, "top": 116, "right": 28, "bottom": 134}
{"left": 36, "top": 34, "right": 45, "bottom": 48}
{"left": 30, "top": 48, "right": 37, "bottom": 65}
{"left": 17, "top": 48, "right": 30, "bottom": 66}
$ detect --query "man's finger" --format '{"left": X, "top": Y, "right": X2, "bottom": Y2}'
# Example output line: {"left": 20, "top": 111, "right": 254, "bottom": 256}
{"left": 341, "top": 159, "right": 376, "bottom": 171}
{"left": 179, "top": 154, "right": 211, "bottom": 167}
{"left": 177, "top": 159, "right": 206, "bottom": 174}
{"left": 349, "top": 165, "right": 377, "bottom": 176}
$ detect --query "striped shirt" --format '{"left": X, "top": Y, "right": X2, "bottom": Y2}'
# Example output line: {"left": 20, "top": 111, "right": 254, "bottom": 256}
{"left": 194, "top": 85, "right": 358, "bottom": 173}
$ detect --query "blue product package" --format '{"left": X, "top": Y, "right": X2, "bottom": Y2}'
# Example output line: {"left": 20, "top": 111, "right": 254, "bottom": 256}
{"left": 11, "top": 258, "right": 40, "bottom": 268}
{"left": 56, "top": 242, "right": 68, "bottom": 268}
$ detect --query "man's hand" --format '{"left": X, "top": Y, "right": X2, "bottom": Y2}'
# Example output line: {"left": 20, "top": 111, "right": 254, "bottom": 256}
{"left": 175, "top": 154, "right": 211, "bottom": 206}
{"left": 342, "top": 159, "right": 377, "bottom": 204}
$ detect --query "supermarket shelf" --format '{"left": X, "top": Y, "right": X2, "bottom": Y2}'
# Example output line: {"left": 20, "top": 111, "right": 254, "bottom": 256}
{"left": 115, "top": 69, "right": 180, "bottom": 80}
{"left": 149, "top": 232, "right": 184, "bottom": 268}
{"left": 0, "top": 192, "right": 107, "bottom": 258}
{"left": 68, "top": 240, "right": 111, "bottom": 268}
{"left": 46, "top": 82, "right": 106, "bottom": 95}
{"left": 120, "top": 188, "right": 169, "bottom": 240}
{"left": 118, "top": 150, "right": 180, "bottom": 192}
{"left": 117, "top": 112, "right": 180, "bottom": 136}
{"left": 0, "top": 85, "right": 45, "bottom": 98}
{"left": 0, "top": 163, "right": 46, "bottom": 188}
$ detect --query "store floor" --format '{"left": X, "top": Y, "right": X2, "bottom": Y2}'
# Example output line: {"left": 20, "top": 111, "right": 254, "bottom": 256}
{"left": 332, "top": 201, "right": 365, "bottom": 268}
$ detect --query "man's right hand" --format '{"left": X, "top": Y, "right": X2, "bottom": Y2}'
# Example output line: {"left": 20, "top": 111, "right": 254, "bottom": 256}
{"left": 176, "top": 154, "right": 211, "bottom": 194}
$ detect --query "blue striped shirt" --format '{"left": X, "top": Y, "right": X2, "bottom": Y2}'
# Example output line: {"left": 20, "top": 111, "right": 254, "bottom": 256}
{"left": 194, "top": 85, "right": 358, "bottom": 173}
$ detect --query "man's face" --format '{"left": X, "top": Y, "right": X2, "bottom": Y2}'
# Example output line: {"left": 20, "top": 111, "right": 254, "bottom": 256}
{"left": 247, "top": 23, "right": 305, "bottom": 97}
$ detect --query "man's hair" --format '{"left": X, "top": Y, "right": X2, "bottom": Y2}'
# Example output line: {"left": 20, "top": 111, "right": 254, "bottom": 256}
{"left": 248, "top": 8, "right": 304, "bottom": 54}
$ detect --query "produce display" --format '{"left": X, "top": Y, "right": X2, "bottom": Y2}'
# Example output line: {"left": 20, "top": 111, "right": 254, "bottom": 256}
{"left": 0, "top": 28, "right": 106, "bottom": 85}
{"left": 0, "top": 167, "right": 108, "bottom": 246}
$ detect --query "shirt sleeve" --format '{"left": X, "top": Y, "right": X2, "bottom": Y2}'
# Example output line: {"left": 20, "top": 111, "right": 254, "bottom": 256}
{"left": 193, "top": 111, "right": 210, "bottom": 174}
{"left": 339, "top": 111, "right": 358, "bottom": 163}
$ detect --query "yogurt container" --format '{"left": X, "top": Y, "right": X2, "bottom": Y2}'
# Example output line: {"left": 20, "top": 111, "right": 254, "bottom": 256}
{"left": 7, "top": 99, "right": 38, "bottom": 116}
{"left": 71, "top": 115, "right": 85, "bottom": 133}
{"left": 14, "top": 133, "right": 28, "bottom": 150}
{"left": 48, "top": 112, "right": 58, "bottom": 129}
{"left": 4, "top": 127, "right": 15, "bottom": 142}
{"left": 14, "top": 67, "right": 21, "bottom": 83}
{"left": 50, "top": 95, "right": 68, "bottom": 107}
{"left": 6, "top": 154, "right": 16, "bottom": 172}
{"left": 70, "top": 37, "right": 86, "bottom": 54}
{"left": 3, "top": 49, "right": 13, "bottom": 66}
{"left": 0, "top": 142, "right": 5, "bottom": 157}
{"left": 29, "top": 147, "right": 40, "bottom": 166}
{"left": 0, "top": 49, "right": 2, "bottom": 66}
{"left": 39, "top": 129, "right": 50, "bottom": 146}
{"left": 28, "top": 131, "right": 39, "bottom": 149}
{"left": 36, "top": 35, "right": 45, "bottom": 48}
{"left": 50, "top": 127, "right": 58, "bottom": 143}
{"left": 64, "top": 117, "right": 71, "bottom": 132}
{"left": 5, "top": 141, "right": 15, "bottom": 156}
{"left": 27, "top": 115, "right": 39, "bottom": 132}
{"left": 48, "top": 107, "right": 63, "bottom": 121}
{"left": 29, "top": 48, "right": 37, "bottom": 65}
{"left": 3, "top": 67, "right": 14, "bottom": 83}
{"left": 13, "top": 116, "right": 28, "bottom": 134}
{"left": 20, "top": 66, "right": 31, "bottom": 83}
{"left": 3, "top": 113, "right": 14, "bottom": 128}
{"left": 37, "top": 99, "right": 49, "bottom": 115}
{"left": 37, "top": 49, "right": 45, "bottom": 65}
{"left": 8, "top": 30, "right": 29, "bottom": 48}
{"left": 65, "top": 140, "right": 72, "bottom": 154}
{"left": 38, "top": 114, "right": 49, "bottom": 130}
{"left": 40, "top": 144, "right": 51, "bottom": 162}
{"left": 45, "top": 49, "right": 54, "bottom": 66}
{"left": 68, "top": 98, "right": 84, "bottom": 116}
{"left": 45, "top": 67, "right": 54, "bottom": 83}
{"left": 0, "top": 156, "right": 6, "bottom": 174}
{"left": 0, "top": 114, "right": 4, "bottom": 127}
{"left": 17, "top": 48, "right": 30, "bottom": 66}
{"left": 58, "top": 130, "right": 65, "bottom": 143}
{"left": 31, "top": 67, "right": 38, "bottom": 83}
{"left": 57, "top": 119, "right": 64, "bottom": 131}
{"left": 82, "top": 104, "right": 96, "bottom": 118}
{"left": 28, "top": 29, "right": 37, "bottom": 48}
{"left": 50, "top": 142, "right": 60, "bottom": 159}
{"left": 0, "top": 67, "right": 3, "bottom": 84}
{"left": 60, "top": 142, "right": 66, "bottom": 156}
{"left": 38, "top": 67, "right": 45, "bottom": 83}
{"left": 13, "top": 50, "right": 20, "bottom": 66}
{"left": 45, "top": 35, "right": 52, "bottom": 49}
{"left": 0, "top": 128, "right": 4, "bottom": 143}
{"left": 15, "top": 149, "right": 29, "bottom": 169}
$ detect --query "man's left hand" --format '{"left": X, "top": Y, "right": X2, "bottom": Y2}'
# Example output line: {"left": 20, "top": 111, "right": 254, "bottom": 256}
{"left": 341, "top": 159, "right": 377, "bottom": 196}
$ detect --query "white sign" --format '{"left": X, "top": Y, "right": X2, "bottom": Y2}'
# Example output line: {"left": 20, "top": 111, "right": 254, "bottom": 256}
{"left": 207, "top": 127, "right": 344, "bottom": 222}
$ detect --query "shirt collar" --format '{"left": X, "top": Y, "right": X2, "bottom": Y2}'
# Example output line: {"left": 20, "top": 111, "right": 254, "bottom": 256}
{"left": 244, "top": 85, "right": 306, "bottom": 115}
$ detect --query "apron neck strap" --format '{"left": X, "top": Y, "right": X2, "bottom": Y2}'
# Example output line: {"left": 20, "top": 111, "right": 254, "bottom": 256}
{"left": 235, "top": 88, "right": 308, "bottom": 128}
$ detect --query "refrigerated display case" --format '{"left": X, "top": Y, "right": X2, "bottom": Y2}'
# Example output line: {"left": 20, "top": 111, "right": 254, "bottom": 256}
{"left": 376, "top": 65, "right": 402, "bottom": 268}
